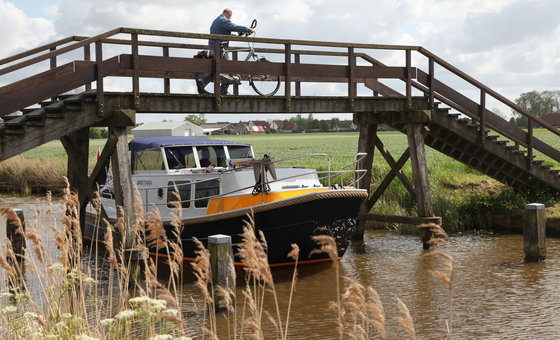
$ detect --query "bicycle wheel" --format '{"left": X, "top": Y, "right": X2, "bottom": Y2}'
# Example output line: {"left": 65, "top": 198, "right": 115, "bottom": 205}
{"left": 249, "top": 60, "right": 281, "bottom": 96}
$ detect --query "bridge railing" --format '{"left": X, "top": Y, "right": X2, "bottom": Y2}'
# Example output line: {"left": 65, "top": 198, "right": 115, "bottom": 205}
{"left": 1, "top": 27, "right": 558, "bottom": 168}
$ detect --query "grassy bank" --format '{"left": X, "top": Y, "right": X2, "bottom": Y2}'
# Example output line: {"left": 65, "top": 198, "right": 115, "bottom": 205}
{"left": 1, "top": 131, "right": 559, "bottom": 231}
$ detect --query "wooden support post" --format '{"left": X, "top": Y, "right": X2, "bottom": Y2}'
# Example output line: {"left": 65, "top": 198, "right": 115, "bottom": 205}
{"left": 6, "top": 209, "right": 25, "bottom": 260}
{"left": 284, "top": 43, "right": 292, "bottom": 110}
{"left": 110, "top": 126, "right": 135, "bottom": 249}
{"left": 352, "top": 114, "right": 376, "bottom": 241}
{"left": 295, "top": 53, "right": 301, "bottom": 97}
{"left": 84, "top": 44, "right": 92, "bottom": 91}
{"left": 232, "top": 51, "right": 239, "bottom": 95}
{"left": 406, "top": 123, "right": 434, "bottom": 248}
{"left": 95, "top": 40, "right": 105, "bottom": 116}
{"left": 131, "top": 33, "right": 140, "bottom": 108}
{"left": 61, "top": 128, "right": 90, "bottom": 230}
{"left": 6, "top": 208, "right": 25, "bottom": 288}
{"left": 523, "top": 203, "right": 546, "bottom": 262}
{"left": 208, "top": 234, "right": 235, "bottom": 312}
{"left": 162, "top": 46, "right": 170, "bottom": 95}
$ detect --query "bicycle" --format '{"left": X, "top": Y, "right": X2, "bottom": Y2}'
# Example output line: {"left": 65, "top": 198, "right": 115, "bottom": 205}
{"left": 194, "top": 19, "right": 281, "bottom": 96}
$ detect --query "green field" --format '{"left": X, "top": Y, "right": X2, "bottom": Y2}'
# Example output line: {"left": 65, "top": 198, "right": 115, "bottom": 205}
{"left": 2, "top": 129, "right": 560, "bottom": 229}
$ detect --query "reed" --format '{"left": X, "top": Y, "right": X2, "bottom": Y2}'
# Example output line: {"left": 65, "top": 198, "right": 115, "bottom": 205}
{"left": 0, "top": 185, "right": 458, "bottom": 339}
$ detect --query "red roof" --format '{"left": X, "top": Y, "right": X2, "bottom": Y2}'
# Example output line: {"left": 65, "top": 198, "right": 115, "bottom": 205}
{"left": 541, "top": 113, "right": 560, "bottom": 126}
{"left": 250, "top": 120, "right": 270, "bottom": 130}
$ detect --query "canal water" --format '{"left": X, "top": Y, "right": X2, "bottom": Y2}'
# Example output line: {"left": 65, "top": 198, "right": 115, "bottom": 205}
{"left": 2, "top": 196, "right": 560, "bottom": 339}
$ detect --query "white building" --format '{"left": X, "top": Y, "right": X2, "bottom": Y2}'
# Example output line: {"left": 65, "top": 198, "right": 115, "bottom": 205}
{"left": 132, "top": 121, "right": 203, "bottom": 138}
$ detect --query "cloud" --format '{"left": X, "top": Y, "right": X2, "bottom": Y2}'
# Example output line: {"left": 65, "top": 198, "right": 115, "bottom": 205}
{"left": 0, "top": 0, "right": 56, "bottom": 58}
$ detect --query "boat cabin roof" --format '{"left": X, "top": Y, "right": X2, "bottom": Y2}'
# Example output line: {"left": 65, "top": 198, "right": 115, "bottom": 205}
{"left": 129, "top": 136, "right": 249, "bottom": 153}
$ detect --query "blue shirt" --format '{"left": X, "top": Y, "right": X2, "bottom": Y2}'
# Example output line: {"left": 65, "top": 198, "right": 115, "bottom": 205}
{"left": 208, "top": 14, "right": 250, "bottom": 51}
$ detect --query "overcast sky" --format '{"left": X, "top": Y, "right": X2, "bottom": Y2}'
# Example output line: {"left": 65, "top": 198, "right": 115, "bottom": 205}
{"left": 2, "top": 0, "right": 559, "bottom": 123}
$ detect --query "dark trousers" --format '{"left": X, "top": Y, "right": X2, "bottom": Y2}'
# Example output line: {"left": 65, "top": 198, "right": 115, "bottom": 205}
{"left": 201, "top": 48, "right": 229, "bottom": 94}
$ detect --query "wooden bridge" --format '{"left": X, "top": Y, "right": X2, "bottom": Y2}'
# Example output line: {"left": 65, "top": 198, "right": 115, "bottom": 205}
{"left": 1, "top": 27, "right": 559, "bottom": 245}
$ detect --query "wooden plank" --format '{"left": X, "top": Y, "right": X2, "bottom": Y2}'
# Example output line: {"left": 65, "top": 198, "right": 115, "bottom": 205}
{"left": 128, "top": 94, "right": 430, "bottom": 114}
{"left": 0, "top": 61, "right": 97, "bottom": 117}
{"left": 367, "top": 148, "right": 410, "bottom": 210}
{"left": 362, "top": 214, "right": 442, "bottom": 225}
{"left": 115, "top": 54, "right": 412, "bottom": 80}
{"left": 373, "top": 136, "right": 415, "bottom": 197}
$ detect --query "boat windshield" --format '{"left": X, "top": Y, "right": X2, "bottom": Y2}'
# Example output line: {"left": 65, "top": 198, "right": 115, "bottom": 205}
{"left": 196, "top": 146, "right": 227, "bottom": 167}
{"left": 228, "top": 145, "right": 254, "bottom": 159}
{"left": 164, "top": 146, "right": 196, "bottom": 169}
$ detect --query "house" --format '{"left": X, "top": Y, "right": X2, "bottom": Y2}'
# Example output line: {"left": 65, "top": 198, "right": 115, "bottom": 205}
{"left": 336, "top": 120, "right": 357, "bottom": 132}
{"left": 132, "top": 121, "right": 203, "bottom": 138}
{"left": 270, "top": 120, "right": 285, "bottom": 130}
{"left": 540, "top": 113, "right": 560, "bottom": 128}
{"left": 201, "top": 122, "right": 236, "bottom": 135}
{"left": 249, "top": 120, "right": 271, "bottom": 133}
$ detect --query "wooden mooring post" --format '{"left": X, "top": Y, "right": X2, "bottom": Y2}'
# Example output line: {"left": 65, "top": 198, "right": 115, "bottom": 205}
{"left": 6, "top": 209, "right": 25, "bottom": 288}
{"left": 208, "top": 234, "right": 235, "bottom": 312}
{"left": 6, "top": 209, "right": 25, "bottom": 260}
{"left": 523, "top": 203, "right": 546, "bottom": 262}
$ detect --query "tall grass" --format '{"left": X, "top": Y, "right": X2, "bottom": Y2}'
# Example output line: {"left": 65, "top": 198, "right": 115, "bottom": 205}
{"left": 0, "top": 186, "right": 458, "bottom": 339}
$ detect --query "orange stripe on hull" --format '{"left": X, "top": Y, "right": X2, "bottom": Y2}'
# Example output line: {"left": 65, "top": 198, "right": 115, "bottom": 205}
{"left": 206, "top": 188, "right": 329, "bottom": 214}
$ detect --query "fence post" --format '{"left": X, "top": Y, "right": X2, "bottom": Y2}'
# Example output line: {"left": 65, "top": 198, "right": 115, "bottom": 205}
{"left": 208, "top": 234, "right": 235, "bottom": 312}
{"left": 523, "top": 203, "right": 546, "bottom": 262}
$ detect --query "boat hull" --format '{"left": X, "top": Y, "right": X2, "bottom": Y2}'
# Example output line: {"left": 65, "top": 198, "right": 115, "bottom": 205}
{"left": 85, "top": 190, "right": 366, "bottom": 266}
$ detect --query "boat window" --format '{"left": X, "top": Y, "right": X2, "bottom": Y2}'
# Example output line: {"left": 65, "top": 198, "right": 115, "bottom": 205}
{"left": 167, "top": 181, "right": 191, "bottom": 208}
{"left": 194, "top": 178, "right": 219, "bottom": 208}
{"left": 165, "top": 146, "right": 195, "bottom": 169}
{"left": 228, "top": 145, "right": 253, "bottom": 159}
{"left": 197, "top": 146, "right": 226, "bottom": 167}
{"left": 135, "top": 149, "right": 164, "bottom": 171}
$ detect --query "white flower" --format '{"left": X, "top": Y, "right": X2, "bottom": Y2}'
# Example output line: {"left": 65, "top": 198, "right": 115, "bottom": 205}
{"left": 0, "top": 291, "right": 13, "bottom": 298}
{"left": 162, "top": 309, "right": 180, "bottom": 317}
{"left": 115, "top": 309, "right": 135, "bottom": 320}
{"left": 24, "top": 311, "right": 38, "bottom": 319}
{"left": 149, "top": 335, "right": 173, "bottom": 340}
{"left": 82, "top": 277, "right": 98, "bottom": 285}
{"left": 48, "top": 263, "right": 66, "bottom": 272}
{"left": 100, "top": 318, "right": 115, "bottom": 328}
{"left": 129, "top": 296, "right": 151, "bottom": 305}
{"left": 76, "top": 335, "right": 100, "bottom": 340}
{"left": 2, "top": 306, "right": 17, "bottom": 314}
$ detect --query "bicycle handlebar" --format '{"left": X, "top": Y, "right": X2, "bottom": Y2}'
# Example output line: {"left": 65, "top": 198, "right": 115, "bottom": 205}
{"left": 238, "top": 19, "right": 257, "bottom": 36}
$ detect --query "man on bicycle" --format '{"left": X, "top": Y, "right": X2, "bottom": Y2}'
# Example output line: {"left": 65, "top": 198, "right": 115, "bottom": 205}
{"left": 197, "top": 8, "right": 254, "bottom": 95}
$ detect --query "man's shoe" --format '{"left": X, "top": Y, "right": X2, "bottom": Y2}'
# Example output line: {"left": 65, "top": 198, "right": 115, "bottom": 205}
{"left": 196, "top": 80, "right": 205, "bottom": 94}
{"left": 220, "top": 74, "right": 236, "bottom": 83}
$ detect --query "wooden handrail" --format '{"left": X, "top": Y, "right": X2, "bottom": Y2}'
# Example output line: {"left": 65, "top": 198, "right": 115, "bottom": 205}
{"left": 0, "top": 28, "right": 122, "bottom": 76}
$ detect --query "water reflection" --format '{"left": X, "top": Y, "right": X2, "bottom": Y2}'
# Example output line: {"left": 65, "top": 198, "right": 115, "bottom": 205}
{"left": 2, "top": 197, "right": 560, "bottom": 338}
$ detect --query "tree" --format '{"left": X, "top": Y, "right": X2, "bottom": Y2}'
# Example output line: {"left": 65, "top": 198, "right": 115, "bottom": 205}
{"left": 185, "top": 114, "right": 207, "bottom": 126}
{"left": 513, "top": 90, "right": 560, "bottom": 118}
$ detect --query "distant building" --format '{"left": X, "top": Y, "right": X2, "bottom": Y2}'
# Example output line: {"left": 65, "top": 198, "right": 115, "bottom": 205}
{"left": 132, "top": 121, "right": 203, "bottom": 138}
{"left": 249, "top": 120, "right": 271, "bottom": 133}
{"left": 541, "top": 113, "right": 560, "bottom": 128}
{"left": 336, "top": 120, "right": 357, "bottom": 132}
{"left": 270, "top": 120, "right": 285, "bottom": 130}
{"left": 201, "top": 122, "right": 236, "bottom": 135}
{"left": 234, "top": 121, "right": 266, "bottom": 134}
